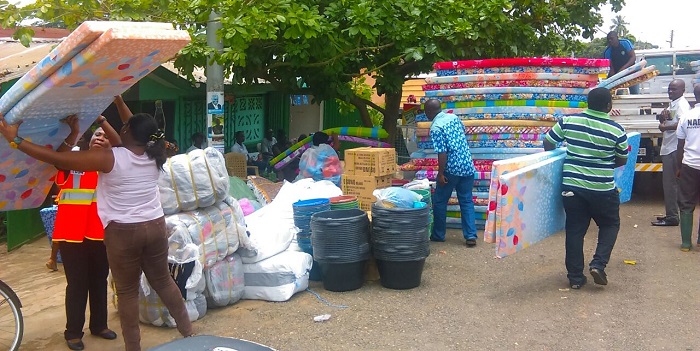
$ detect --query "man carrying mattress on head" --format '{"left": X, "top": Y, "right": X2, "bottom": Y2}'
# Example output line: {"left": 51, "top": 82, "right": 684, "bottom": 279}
{"left": 424, "top": 99, "right": 478, "bottom": 247}
{"left": 544, "top": 87, "right": 629, "bottom": 289}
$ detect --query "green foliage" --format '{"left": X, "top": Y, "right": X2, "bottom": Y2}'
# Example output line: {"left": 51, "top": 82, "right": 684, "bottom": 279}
{"left": 0, "top": 0, "right": 625, "bottom": 139}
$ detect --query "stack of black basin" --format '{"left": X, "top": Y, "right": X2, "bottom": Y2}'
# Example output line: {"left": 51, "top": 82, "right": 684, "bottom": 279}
{"left": 371, "top": 204, "right": 430, "bottom": 289}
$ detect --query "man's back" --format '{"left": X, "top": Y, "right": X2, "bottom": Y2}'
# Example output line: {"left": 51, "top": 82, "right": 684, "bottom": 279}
{"left": 546, "top": 109, "right": 629, "bottom": 192}
{"left": 677, "top": 106, "right": 700, "bottom": 170}
{"left": 429, "top": 112, "right": 475, "bottom": 177}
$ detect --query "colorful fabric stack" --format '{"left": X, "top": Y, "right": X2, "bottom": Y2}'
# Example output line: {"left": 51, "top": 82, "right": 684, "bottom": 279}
{"left": 405, "top": 57, "right": 609, "bottom": 231}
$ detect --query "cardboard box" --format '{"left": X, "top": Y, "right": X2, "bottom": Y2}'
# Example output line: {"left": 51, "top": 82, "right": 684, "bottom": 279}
{"left": 342, "top": 174, "right": 393, "bottom": 211}
{"left": 344, "top": 147, "right": 397, "bottom": 176}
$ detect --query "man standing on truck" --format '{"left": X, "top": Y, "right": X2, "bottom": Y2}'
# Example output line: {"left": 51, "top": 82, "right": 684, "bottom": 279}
{"left": 651, "top": 79, "right": 690, "bottom": 227}
{"left": 603, "top": 32, "right": 638, "bottom": 93}
{"left": 675, "top": 84, "right": 700, "bottom": 251}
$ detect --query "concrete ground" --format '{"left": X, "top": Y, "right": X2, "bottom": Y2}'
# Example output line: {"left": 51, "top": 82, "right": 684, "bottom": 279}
{"left": 1, "top": 190, "right": 699, "bottom": 351}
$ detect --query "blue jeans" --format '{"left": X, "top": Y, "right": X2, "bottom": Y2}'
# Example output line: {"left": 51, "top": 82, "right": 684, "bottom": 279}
{"left": 562, "top": 187, "right": 620, "bottom": 285}
{"left": 432, "top": 172, "right": 477, "bottom": 241}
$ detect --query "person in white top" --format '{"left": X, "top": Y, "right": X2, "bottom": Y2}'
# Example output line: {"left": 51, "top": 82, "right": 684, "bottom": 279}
{"left": 0, "top": 102, "right": 194, "bottom": 351}
{"left": 185, "top": 132, "right": 204, "bottom": 153}
{"left": 675, "top": 84, "right": 700, "bottom": 251}
{"left": 652, "top": 79, "right": 691, "bottom": 227}
{"left": 230, "top": 130, "right": 250, "bottom": 160}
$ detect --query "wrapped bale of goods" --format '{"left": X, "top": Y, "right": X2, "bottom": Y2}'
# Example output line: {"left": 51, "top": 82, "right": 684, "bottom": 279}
{"left": 204, "top": 253, "right": 245, "bottom": 307}
{"left": 138, "top": 273, "right": 207, "bottom": 328}
{"left": 242, "top": 251, "right": 312, "bottom": 302}
{"left": 159, "top": 147, "right": 229, "bottom": 215}
{"left": 166, "top": 198, "right": 246, "bottom": 269}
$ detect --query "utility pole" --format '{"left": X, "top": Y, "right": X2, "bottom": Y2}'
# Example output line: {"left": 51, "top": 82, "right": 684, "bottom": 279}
{"left": 667, "top": 30, "right": 674, "bottom": 48}
{"left": 206, "top": 11, "right": 225, "bottom": 152}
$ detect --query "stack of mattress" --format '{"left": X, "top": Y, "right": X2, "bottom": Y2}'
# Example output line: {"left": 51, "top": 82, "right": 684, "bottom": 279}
{"left": 405, "top": 58, "right": 609, "bottom": 230}
{"left": 596, "top": 59, "right": 659, "bottom": 93}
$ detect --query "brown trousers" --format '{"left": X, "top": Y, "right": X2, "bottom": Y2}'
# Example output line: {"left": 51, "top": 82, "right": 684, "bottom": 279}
{"left": 103, "top": 217, "right": 192, "bottom": 351}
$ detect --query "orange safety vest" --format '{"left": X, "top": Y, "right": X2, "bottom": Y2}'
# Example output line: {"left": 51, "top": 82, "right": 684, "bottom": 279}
{"left": 52, "top": 170, "right": 104, "bottom": 242}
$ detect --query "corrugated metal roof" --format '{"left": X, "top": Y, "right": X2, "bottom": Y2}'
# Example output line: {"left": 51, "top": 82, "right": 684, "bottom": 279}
{"left": 0, "top": 39, "right": 61, "bottom": 83}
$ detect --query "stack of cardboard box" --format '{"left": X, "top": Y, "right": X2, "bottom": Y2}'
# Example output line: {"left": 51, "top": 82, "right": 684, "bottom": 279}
{"left": 342, "top": 147, "right": 397, "bottom": 211}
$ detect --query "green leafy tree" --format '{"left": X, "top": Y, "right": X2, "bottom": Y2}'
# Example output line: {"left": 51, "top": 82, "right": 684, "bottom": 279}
{"left": 0, "top": 0, "right": 625, "bottom": 143}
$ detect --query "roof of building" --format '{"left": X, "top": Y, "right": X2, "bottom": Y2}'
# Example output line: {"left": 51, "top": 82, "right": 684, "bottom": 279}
{"left": 0, "top": 39, "right": 62, "bottom": 84}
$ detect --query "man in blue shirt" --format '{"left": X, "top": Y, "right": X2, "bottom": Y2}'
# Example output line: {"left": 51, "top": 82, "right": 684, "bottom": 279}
{"left": 603, "top": 31, "right": 638, "bottom": 93}
{"left": 425, "top": 99, "right": 478, "bottom": 247}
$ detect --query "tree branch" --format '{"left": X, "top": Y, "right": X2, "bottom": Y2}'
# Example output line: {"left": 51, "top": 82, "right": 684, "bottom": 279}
{"left": 268, "top": 42, "right": 395, "bottom": 69}
{"left": 350, "top": 95, "right": 385, "bottom": 114}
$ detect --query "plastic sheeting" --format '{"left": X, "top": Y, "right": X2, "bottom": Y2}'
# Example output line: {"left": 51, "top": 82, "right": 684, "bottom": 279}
{"left": 166, "top": 197, "right": 246, "bottom": 269}
{"left": 138, "top": 274, "right": 207, "bottom": 328}
{"left": 204, "top": 254, "right": 245, "bottom": 308}
{"left": 242, "top": 250, "right": 312, "bottom": 302}
{"left": 159, "top": 148, "right": 230, "bottom": 215}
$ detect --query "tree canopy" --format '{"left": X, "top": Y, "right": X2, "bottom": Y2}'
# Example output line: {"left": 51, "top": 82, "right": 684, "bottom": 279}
{"left": 0, "top": 0, "right": 625, "bottom": 142}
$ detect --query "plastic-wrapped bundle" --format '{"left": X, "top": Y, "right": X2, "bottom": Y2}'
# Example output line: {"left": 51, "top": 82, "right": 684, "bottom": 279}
{"left": 159, "top": 147, "right": 230, "bottom": 215}
{"left": 166, "top": 198, "right": 245, "bottom": 269}
{"left": 204, "top": 254, "right": 245, "bottom": 307}
{"left": 242, "top": 251, "right": 312, "bottom": 302}
{"left": 138, "top": 273, "right": 207, "bottom": 328}
{"left": 298, "top": 144, "right": 342, "bottom": 186}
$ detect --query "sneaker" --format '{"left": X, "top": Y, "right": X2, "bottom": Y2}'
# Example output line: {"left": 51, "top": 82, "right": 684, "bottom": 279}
{"left": 570, "top": 276, "right": 587, "bottom": 289}
{"left": 429, "top": 236, "right": 445, "bottom": 242}
{"left": 589, "top": 268, "right": 608, "bottom": 285}
{"left": 465, "top": 238, "right": 477, "bottom": 247}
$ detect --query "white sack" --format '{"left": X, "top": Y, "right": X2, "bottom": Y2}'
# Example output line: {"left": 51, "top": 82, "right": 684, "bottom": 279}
{"left": 240, "top": 179, "right": 342, "bottom": 264}
{"left": 138, "top": 273, "right": 207, "bottom": 328}
{"left": 204, "top": 253, "right": 245, "bottom": 307}
{"left": 159, "top": 147, "right": 229, "bottom": 215}
{"left": 166, "top": 199, "right": 245, "bottom": 269}
{"left": 242, "top": 251, "right": 312, "bottom": 302}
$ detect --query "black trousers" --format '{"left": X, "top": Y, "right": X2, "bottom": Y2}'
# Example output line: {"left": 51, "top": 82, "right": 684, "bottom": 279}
{"left": 60, "top": 239, "right": 110, "bottom": 340}
{"left": 562, "top": 188, "right": 621, "bottom": 285}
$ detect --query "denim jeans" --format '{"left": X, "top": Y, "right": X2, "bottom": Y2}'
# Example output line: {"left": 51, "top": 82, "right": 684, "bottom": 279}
{"left": 562, "top": 187, "right": 620, "bottom": 285}
{"left": 431, "top": 172, "right": 477, "bottom": 241}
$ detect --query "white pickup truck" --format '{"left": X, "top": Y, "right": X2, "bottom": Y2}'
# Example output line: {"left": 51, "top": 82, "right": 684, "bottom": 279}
{"left": 610, "top": 93, "right": 696, "bottom": 173}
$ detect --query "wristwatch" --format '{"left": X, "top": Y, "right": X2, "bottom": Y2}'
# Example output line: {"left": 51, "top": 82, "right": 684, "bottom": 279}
{"left": 9, "top": 136, "right": 24, "bottom": 149}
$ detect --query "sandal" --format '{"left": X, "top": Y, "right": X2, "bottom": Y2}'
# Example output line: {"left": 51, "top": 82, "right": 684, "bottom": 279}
{"left": 46, "top": 259, "right": 58, "bottom": 271}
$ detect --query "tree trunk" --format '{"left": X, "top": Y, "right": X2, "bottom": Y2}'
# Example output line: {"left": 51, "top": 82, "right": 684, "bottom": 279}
{"left": 349, "top": 96, "right": 375, "bottom": 128}
{"left": 382, "top": 90, "right": 402, "bottom": 146}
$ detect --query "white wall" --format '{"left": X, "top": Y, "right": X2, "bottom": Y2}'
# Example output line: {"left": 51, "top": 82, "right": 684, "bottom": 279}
{"left": 289, "top": 96, "right": 321, "bottom": 141}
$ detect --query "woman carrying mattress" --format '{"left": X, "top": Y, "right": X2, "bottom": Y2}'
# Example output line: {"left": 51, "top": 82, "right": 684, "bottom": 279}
{"left": 0, "top": 97, "right": 194, "bottom": 351}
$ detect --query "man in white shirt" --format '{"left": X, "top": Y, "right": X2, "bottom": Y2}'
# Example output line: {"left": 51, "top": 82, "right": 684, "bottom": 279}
{"left": 675, "top": 85, "right": 700, "bottom": 251}
{"left": 230, "top": 131, "right": 250, "bottom": 160}
{"left": 652, "top": 79, "right": 690, "bottom": 226}
{"left": 185, "top": 132, "right": 204, "bottom": 153}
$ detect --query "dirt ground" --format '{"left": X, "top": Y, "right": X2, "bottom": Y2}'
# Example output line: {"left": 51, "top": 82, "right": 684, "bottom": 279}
{"left": 2, "top": 190, "right": 699, "bottom": 351}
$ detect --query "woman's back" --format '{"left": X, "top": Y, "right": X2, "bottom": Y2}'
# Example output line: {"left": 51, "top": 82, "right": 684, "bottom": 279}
{"left": 96, "top": 147, "right": 163, "bottom": 226}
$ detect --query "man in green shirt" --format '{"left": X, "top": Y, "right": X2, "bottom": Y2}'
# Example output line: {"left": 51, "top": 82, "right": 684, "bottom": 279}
{"left": 544, "top": 87, "right": 629, "bottom": 289}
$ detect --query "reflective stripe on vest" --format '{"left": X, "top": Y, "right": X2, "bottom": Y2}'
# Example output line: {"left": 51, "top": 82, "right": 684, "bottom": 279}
{"left": 58, "top": 189, "right": 97, "bottom": 205}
